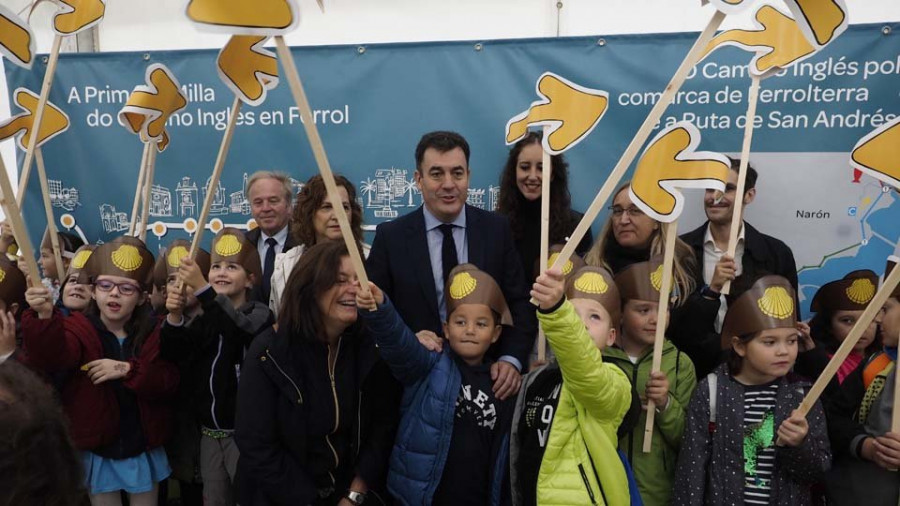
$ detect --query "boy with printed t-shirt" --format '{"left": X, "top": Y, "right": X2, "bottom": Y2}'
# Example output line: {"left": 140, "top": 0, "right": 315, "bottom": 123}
{"left": 605, "top": 258, "right": 696, "bottom": 506}
{"left": 162, "top": 230, "right": 273, "bottom": 506}
{"left": 512, "top": 264, "right": 633, "bottom": 506}
{"left": 356, "top": 264, "right": 514, "bottom": 506}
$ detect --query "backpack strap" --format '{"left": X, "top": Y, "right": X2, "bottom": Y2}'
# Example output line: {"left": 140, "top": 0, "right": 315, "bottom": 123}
{"left": 707, "top": 372, "right": 718, "bottom": 434}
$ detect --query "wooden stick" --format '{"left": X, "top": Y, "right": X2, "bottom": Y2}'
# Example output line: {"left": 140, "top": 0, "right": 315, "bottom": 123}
{"left": 138, "top": 146, "right": 157, "bottom": 242}
{"left": 531, "top": 10, "right": 726, "bottom": 306}
{"left": 16, "top": 35, "right": 63, "bottom": 206}
{"left": 796, "top": 264, "right": 900, "bottom": 417}
{"left": 537, "top": 125, "right": 552, "bottom": 363}
{"left": 172, "top": 97, "right": 243, "bottom": 294}
{"left": 0, "top": 154, "right": 41, "bottom": 288}
{"left": 34, "top": 148, "right": 65, "bottom": 282}
{"left": 274, "top": 36, "right": 371, "bottom": 294}
{"left": 129, "top": 143, "right": 151, "bottom": 236}
{"left": 643, "top": 220, "right": 679, "bottom": 453}
{"left": 721, "top": 74, "right": 761, "bottom": 295}
{"left": 893, "top": 350, "right": 900, "bottom": 433}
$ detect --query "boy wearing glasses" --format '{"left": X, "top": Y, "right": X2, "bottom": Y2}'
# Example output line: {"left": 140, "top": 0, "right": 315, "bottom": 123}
{"left": 162, "top": 229, "right": 273, "bottom": 506}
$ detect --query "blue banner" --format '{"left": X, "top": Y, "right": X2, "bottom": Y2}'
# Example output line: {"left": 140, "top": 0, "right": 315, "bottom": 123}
{"left": 5, "top": 24, "right": 900, "bottom": 315}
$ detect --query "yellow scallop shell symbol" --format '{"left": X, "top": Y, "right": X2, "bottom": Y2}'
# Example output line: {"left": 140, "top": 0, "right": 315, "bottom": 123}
{"left": 167, "top": 246, "right": 189, "bottom": 268}
{"left": 846, "top": 278, "right": 875, "bottom": 305}
{"left": 215, "top": 234, "right": 242, "bottom": 257}
{"left": 548, "top": 252, "right": 574, "bottom": 276}
{"left": 0, "top": 269, "right": 6, "bottom": 284}
{"left": 72, "top": 249, "right": 93, "bottom": 269}
{"left": 111, "top": 245, "right": 143, "bottom": 272}
{"left": 449, "top": 272, "right": 477, "bottom": 300}
{"left": 574, "top": 272, "right": 608, "bottom": 294}
{"left": 757, "top": 286, "right": 794, "bottom": 319}
{"left": 650, "top": 265, "right": 664, "bottom": 292}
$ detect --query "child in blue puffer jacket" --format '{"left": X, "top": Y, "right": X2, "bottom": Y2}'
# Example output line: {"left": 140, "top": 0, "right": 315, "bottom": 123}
{"left": 357, "top": 264, "right": 514, "bottom": 506}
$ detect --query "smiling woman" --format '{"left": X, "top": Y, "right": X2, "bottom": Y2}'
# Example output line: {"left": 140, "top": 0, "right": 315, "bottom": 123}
{"left": 235, "top": 240, "right": 400, "bottom": 506}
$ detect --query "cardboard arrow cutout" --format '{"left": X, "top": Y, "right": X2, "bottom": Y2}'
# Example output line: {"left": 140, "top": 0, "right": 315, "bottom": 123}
{"left": 850, "top": 116, "right": 900, "bottom": 189}
{"left": 700, "top": 5, "right": 816, "bottom": 79}
{"left": 0, "top": 4, "right": 35, "bottom": 69}
{"left": 186, "top": 0, "right": 300, "bottom": 36}
{"left": 53, "top": 0, "right": 106, "bottom": 36}
{"left": 783, "top": 0, "right": 848, "bottom": 49}
{"left": 505, "top": 72, "right": 609, "bottom": 155}
{"left": 118, "top": 64, "right": 188, "bottom": 142}
{"left": 629, "top": 121, "right": 730, "bottom": 222}
{"left": 218, "top": 35, "right": 280, "bottom": 107}
{"left": 701, "top": 0, "right": 753, "bottom": 15}
{"left": 0, "top": 88, "right": 70, "bottom": 151}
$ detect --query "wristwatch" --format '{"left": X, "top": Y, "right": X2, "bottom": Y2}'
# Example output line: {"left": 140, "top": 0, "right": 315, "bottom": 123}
{"left": 346, "top": 490, "right": 366, "bottom": 505}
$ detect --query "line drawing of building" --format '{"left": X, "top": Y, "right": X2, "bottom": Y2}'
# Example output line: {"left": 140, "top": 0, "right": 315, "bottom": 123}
{"left": 99, "top": 204, "right": 129, "bottom": 233}
{"left": 467, "top": 188, "right": 486, "bottom": 209}
{"left": 176, "top": 177, "right": 198, "bottom": 217}
{"left": 203, "top": 176, "right": 229, "bottom": 216}
{"left": 48, "top": 179, "right": 81, "bottom": 211}
{"left": 360, "top": 168, "right": 419, "bottom": 219}
{"left": 149, "top": 184, "right": 172, "bottom": 217}
{"left": 229, "top": 173, "right": 251, "bottom": 215}
{"left": 489, "top": 185, "right": 500, "bottom": 211}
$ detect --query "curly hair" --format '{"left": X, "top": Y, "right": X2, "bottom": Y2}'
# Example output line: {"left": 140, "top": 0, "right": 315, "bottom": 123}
{"left": 290, "top": 174, "right": 364, "bottom": 248}
{"left": 496, "top": 131, "right": 577, "bottom": 243}
{"left": 0, "top": 361, "right": 84, "bottom": 506}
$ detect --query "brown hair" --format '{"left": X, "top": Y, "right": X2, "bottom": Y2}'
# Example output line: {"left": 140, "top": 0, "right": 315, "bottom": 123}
{"left": 277, "top": 241, "right": 362, "bottom": 342}
{"left": 290, "top": 174, "right": 364, "bottom": 248}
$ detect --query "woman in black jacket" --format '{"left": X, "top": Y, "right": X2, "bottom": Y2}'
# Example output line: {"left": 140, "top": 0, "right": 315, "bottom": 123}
{"left": 235, "top": 241, "right": 400, "bottom": 506}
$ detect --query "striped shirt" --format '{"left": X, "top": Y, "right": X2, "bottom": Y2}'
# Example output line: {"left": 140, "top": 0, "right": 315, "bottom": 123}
{"left": 742, "top": 382, "right": 779, "bottom": 505}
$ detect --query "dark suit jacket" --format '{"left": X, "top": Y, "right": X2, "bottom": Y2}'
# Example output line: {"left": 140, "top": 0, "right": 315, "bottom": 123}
{"left": 366, "top": 205, "right": 537, "bottom": 368}
{"left": 245, "top": 226, "right": 299, "bottom": 304}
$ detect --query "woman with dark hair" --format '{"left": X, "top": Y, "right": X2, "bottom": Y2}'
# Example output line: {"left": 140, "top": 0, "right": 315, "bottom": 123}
{"left": 235, "top": 241, "right": 399, "bottom": 506}
{"left": 0, "top": 361, "right": 85, "bottom": 506}
{"left": 268, "top": 174, "right": 369, "bottom": 318}
{"left": 497, "top": 131, "right": 592, "bottom": 282}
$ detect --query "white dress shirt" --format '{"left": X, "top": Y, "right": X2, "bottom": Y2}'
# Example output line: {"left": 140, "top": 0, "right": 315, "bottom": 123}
{"left": 703, "top": 223, "right": 745, "bottom": 333}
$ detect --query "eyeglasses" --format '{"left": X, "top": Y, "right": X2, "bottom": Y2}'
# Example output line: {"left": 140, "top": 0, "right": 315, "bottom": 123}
{"left": 608, "top": 206, "right": 646, "bottom": 218}
{"left": 94, "top": 279, "right": 141, "bottom": 296}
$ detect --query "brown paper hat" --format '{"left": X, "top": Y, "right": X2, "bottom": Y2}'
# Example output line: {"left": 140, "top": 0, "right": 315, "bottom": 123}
{"left": 810, "top": 269, "right": 879, "bottom": 313}
{"left": 0, "top": 255, "right": 26, "bottom": 307}
{"left": 153, "top": 239, "right": 211, "bottom": 288}
{"left": 61, "top": 244, "right": 96, "bottom": 293}
{"left": 445, "top": 263, "right": 512, "bottom": 326}
{"left": 886, "top": 255, "right": 900, "bottom": 300}
{"left": 720, "top": 275, "right": 797, "bottom": 348}
{"left": 614, "top": 257, "right": 665, "bottom": 304}
{"left": 82, "top": 236, "right": 155, "bottom": 290}
{"left": 40, "top": 230, "right": 84, "bottom": 259}
{"left": 534, "top": 244, "right": 587, "bottom": 280}
{"left": 566, "top": 265, "right": 621, "bottom": 326}
{"left": 211, "top": 228, "right": 262, "bottom": 285}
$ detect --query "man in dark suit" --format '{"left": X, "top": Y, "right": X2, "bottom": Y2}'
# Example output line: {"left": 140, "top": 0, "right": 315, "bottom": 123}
{"left": 244, "top": 171, "right": 299, "bottom": 304}
{"left": 367, "top": 131, "right": 537, "bottom": 399}
{"left": 680, "top": 157, "right": 799, "bottom": 375}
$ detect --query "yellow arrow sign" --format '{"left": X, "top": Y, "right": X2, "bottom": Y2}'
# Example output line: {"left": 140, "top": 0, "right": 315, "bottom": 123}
{"left": 0, "top": 88, "right": 70, "bottom": 151}
{"left": 630, "top": 121, "right": 730, "bottom": 222}
{"left": 700, "top": 5, "right": 816, "bottom": 78}
{"left": 0, "top": 5, "right": 34, "bottom": 69}
{"left": 701, "top": 0, "right": 753, "bottom": 15}
{"left": 118, "top": 64, "right": 188, "bottom": 143}
{"left": 783, "top": 0, "right": 848, "bottom": 49}
{"left": 505, "top": 72, "right": 609, "bottom": 155}
{"left": 186, "top": 0, "right": 299, "bottom": 36}
{"left": 218, "top": 35, "right": 279, "bottom": 106}
{"left": 53, "top": 0, "right": 106, "bottom": 36}
{"left": 850, "top": 117, "right": 900, "bottom": 189}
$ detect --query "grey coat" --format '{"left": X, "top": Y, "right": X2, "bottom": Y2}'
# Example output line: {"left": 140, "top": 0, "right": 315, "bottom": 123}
{"left": 672, "top": 364, "right": 831, "bottom": 506}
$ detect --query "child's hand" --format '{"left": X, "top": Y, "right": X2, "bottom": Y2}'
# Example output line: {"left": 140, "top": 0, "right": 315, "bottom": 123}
{"left": 863, "top": 432, "right": 900, "bottom": 470}
{"left": 796, "top": 321, "right": 814, "bottom": 352}
{"left": 645, "top": 371, "right": 670, "bottom": 409}
{"left": 177, "top": 257, "right": 206, "bottom": 292}
{"left": 82, "top": 359, "right": 131, "bottom": 384}
{"left": 416, "top": 330, "right": 443, "bottom": 353}
{"left": 776, "top": 409, "right": 809, "bottom": 447}
{"left": 0, "top": 311, "right": 15, "bottom": 357}
{"left": 25, "top": 286, "right": 54, "bottom": 319}
{"left": 356, "top": 282, "right": 384, "bottom": 311}
{"left": 166, "top": 289, "right": 185, "bottom": 323}
{"left": 531, "top": 268, "right": 566, "bottom": 311}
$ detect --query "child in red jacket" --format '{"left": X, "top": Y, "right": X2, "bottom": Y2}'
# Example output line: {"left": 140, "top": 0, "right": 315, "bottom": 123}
{"left": 23, "top": 236, "right": 179, "bottom": 506}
